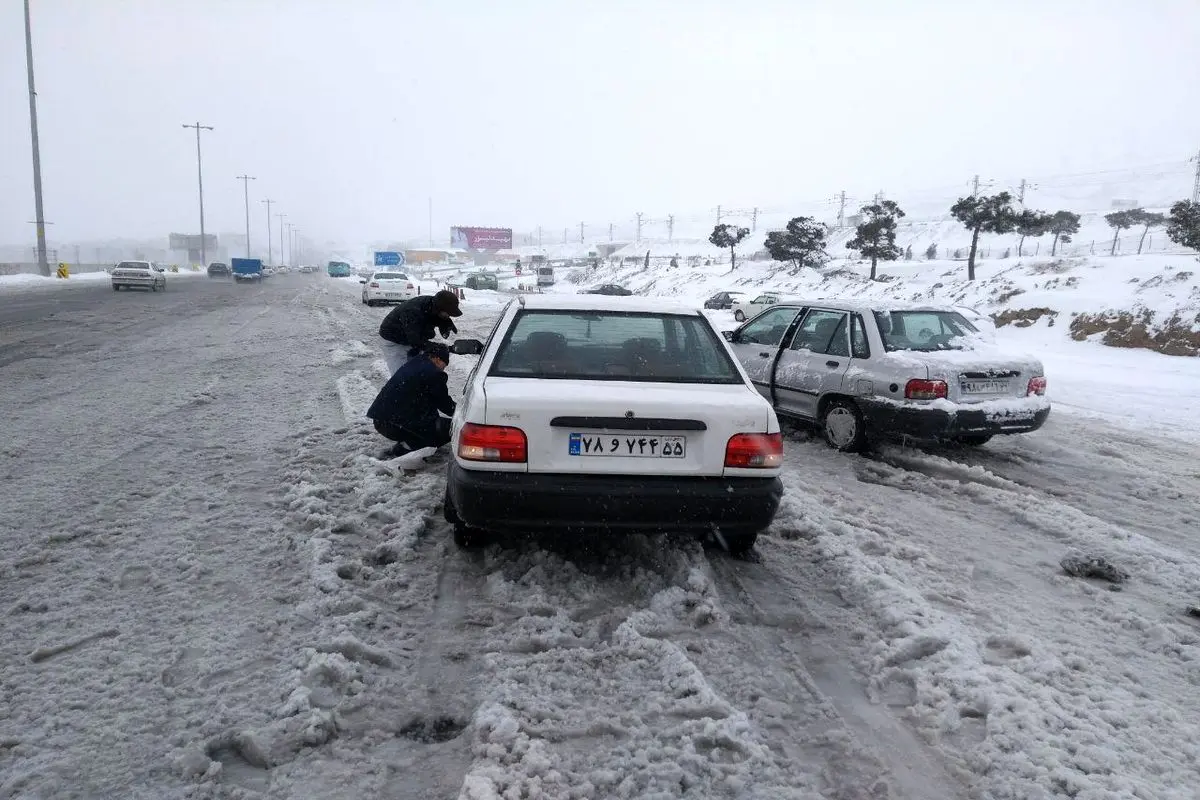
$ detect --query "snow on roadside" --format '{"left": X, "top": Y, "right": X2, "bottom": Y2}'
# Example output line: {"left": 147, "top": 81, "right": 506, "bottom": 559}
{"left": 774, "top": 435, "right": 1200, "bottom": 799}
{"left": 0, "top": 269, "right": 209, "bottom": 292}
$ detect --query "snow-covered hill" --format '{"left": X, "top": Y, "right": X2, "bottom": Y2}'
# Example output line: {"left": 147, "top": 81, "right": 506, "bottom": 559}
{"left": 557, "top": 252, "right": 1200, "bottom": 357}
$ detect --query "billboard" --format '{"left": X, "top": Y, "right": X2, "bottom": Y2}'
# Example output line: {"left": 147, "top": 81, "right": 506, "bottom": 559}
{"left": 168, "top": 233, "right": 218, "bottom": 251}
{"left": 450, "top": 226, "right": 512, "bottom": 251}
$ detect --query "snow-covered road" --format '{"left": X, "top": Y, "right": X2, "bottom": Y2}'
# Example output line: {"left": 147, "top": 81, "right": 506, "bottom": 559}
{"left": 2, "top": 277, "right": 1197, "bottom": 799}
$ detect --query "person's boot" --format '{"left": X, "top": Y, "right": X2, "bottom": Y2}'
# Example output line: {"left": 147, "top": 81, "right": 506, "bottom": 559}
{"left": 389, "top": 441, "right": 414, "bottom": 458}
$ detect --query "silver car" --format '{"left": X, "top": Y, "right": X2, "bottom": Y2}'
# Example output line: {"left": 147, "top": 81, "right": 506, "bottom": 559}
{"left": 110, "top": 260, "right": 166, "bottom": 292}
{"left": 724, "top": 299, "right": 1050, "bottom": 451}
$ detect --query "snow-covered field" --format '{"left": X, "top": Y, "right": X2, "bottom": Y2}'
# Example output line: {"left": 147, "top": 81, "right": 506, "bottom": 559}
{"left": 2, "top": 272, "right": 1198, "bottom": 799}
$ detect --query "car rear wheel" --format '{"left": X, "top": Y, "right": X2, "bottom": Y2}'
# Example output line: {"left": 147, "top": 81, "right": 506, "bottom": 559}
{"left": 443, "top": 488, "right": 489, "bottom": 548}
{"left": 955, "top": 434, "right": 993, "bottom": 446}
{"left": 712, "top": 530, "right": 757, "bottom": 556}
{"left": 820, "top": 398, "right": 867, "bottom": 453}
{"left": 150, "top": 282, "right": 158, "bottom": 292}
{"left": 113, "top": 284, "right": 120, "bottom": 291}
{"left": 734, "top": 310, "right": 746, "bottom": 322}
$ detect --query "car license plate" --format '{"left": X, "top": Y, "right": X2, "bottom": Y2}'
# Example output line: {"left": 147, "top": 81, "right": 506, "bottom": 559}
{"left": 568, "top": 433, "right": 686, "bottom": 458}
{"left": 961, "top": 379, "right": 1010, "bottom": 394}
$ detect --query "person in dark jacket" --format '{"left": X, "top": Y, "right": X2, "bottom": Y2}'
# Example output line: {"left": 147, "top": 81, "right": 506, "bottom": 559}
{"left": 378, "top": 289, "right": 462, "bottom": 373}
{"left": 367, "top": 342, "right": 456, "bottom": 457}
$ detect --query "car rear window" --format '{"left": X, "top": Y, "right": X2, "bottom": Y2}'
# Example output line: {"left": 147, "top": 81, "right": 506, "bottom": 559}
{"left": 117, "top": 262, "right": 149, "bottom": 269}
{"left": 490, "top": 310, "right": 743, "bottom": 383}
{"left": 374, "top": 272, "right": 408, "bottom": 280}
{"left": 874, "top": 310, "right": 980, "bottom": 351}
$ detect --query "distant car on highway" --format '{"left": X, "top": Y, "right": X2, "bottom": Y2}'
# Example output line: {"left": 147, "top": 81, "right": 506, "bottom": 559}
{"left": 361, "top": 271, "right": 418, "bottom": 306}
{"left": 111, "top": 260, "right": 166, "bottom": 292}
{"left": 704, "top": 290, "right": 744, "bottom": 310}
{"left": 299, "top": 264, "right": 317, "bottom": 274}
{"left": 583, "top": 284, "right": 633, "bottom": 296}
{"left": 442, "top": 294, "right": 784, "bottom": 554}
{"left": 327, "top": 261, "right": 352, "bottom": 278}
{"left": 207, "top": 262, "right": 231, "bottom": 278}
{"left": 724, "top": 300, "right": 1050, "bottom": 451}
{"left": 463, "top": 272, "right": 499, "bottom": 291}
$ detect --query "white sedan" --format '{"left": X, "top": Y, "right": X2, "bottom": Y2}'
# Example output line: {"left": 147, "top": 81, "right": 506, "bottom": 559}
{"left": 361, "top": 271, "right": 419, "bottom": 306}
{"left": 110, "top": 261, "right": 166, "bottom": 292}
{"left": 442, "top": 294, "right": 785, "bottom": 553}
{"left": 731, "top": 291, "right": 802, "bottom": 322}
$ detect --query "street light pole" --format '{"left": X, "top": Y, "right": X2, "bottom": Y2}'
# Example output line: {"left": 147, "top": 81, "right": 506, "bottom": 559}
{"left": 261, "top": 199, "right": 275, "bottom": 265}
{"left": 236, "top": 175, "right": 255, "bottom": 257}
{"left": 182, "top": 121, "right": 214, "bottom": 266}
{"left": 276, "top": 214, "right": 287, "bottom": 267}
{"left": 24, "top": 0, "right": 49, "bottom": 277}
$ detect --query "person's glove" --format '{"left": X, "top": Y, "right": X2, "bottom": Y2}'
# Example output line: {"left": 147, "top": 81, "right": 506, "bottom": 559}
{"left": 438, "top": 320, "right": 457, "bottom": 338}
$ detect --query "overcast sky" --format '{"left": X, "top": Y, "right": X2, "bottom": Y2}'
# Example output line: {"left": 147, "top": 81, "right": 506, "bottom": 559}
{"left": 2, "top": 0, "right": 1198, "bottom": 249}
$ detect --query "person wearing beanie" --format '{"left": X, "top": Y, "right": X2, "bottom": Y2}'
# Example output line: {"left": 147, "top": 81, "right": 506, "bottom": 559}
{"left": 366, "top": 341, "right": 456, "bottom": 458}
{"left": 377, "top": 289, "right": 463, "bottom": 374}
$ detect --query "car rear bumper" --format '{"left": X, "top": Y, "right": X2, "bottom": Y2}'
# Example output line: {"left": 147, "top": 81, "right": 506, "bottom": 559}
{"left": 447, "top": 462, "right": 783, "bottom": 535}
{"left": 860, "top": 398, "right": 1050, "bottom": 440}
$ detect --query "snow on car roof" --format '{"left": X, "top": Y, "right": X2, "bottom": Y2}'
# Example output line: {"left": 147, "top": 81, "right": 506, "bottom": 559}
{"left": 769, "top": 297, "right": 965, "bottom": 314}
{"left": 519, "top": 294, "right": 702, "bottom": 315}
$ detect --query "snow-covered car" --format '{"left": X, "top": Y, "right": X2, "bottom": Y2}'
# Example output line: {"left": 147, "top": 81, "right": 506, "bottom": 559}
{"left": 583, "top": 284, "right": 633, "bottom": 296}
{"left": 111, "top": 260, "right": 166, "bottom": 292}
{"left": 731, "top": 291, "right": 801, "bottom": 322}
{"left": 361, "top": 271, "right": 419, "bottom": 306}
{"left": 724, "top": 300, "right": 1050, "bottom": 451}
{"left": 704, "top": 290, "right": 744, "bottom": 310}
{"left": 207, "top": 262, "right": 230, "bottom": 277}
{"left": 443, "top": 295, "right": 785, "bottom": 553}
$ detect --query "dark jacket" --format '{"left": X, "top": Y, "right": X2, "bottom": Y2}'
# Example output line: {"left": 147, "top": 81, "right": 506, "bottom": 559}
{"left": 379, "top": 295, "right": 455, "bottom": 350}
{"left": 366, "top": 356, "right": 456, "bottom": 437}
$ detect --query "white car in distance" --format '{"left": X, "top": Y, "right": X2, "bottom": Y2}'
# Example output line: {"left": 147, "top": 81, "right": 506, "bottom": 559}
{"left": 361, "top": 271, "right": 419, "bottom": 306}
{"left": 442, "top": 295, "right": 785, "bottom": 554}
{"left": 731, "top": 291, "right": 802, "bottom": 322}
{"left": 110, "top": 260, "right": 166, "bottom": 292}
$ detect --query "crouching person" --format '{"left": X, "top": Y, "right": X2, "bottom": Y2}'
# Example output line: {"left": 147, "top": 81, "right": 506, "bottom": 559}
{"left": 367, "top": 342, "right": 456, "bottom": 458}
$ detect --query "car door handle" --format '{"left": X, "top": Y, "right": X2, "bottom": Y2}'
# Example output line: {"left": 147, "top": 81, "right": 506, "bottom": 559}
{"left": 759, "top": 351, "right": 772, "bottom": 358}
{"left": 825, "top": 360, "right": 840, "bottom": 368}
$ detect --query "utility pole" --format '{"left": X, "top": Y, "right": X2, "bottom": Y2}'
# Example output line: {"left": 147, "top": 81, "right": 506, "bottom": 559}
{"left": 716, "top": 205, "right": 722, "bottom": 225}
{"left": 261, "top": 199, "right": 275, "bottom": 265}
{"left": 293, "top": 230, "right": 301, "bottom": 266}
{"left": 750, "top": 207, "right": 759, "bottom": 232}
{"left": 636, "top": 212, "right": 644, "bottom": 242}
{"left": 428, "top": 197, "right": 433, "bottom": 247}
{"left": 972, "top": 174, "right": 980, "bottom": 196}
{"left": 537, "top": 225, "right": 542, "bottom": 248}
{"left": 1192, "top": 149, "right": 1200, "bottom": 203}
{"left": 579, "top": 221, "right": 585, "bottom": 244}
{"left": 608, "top": 222, "right": 613, "bottom": 241}
{"left": 836, "top": 191, "right": 847, "bottom": 228}
{"left": 182, "top": 121, "right": 214, "bottom": 266}
{"left": 236, "top": 175, "right": 255, "bottom": 257}
{"left": 562, "top": 227, "right": 568, "bottom": 244}
{"left": 276, "top": 214, "right": 287, "bottom": 267}
{"left": 667, "top": 215, "right": 674, "bottom": 242}
{"left": 24, "top": 0, "right": 49, "bottom": 276}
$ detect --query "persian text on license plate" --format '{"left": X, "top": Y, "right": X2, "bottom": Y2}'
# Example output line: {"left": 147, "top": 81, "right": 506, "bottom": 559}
{"left": 568, "top": 433, "right": 686, "bottom": 458}
{"left": 961, "top": 379, "right": 1010, "bottom": 394}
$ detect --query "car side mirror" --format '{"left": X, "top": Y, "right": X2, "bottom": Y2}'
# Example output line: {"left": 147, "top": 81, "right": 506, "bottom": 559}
{"left": 450, "top": 339, "right": 484, "bottom": 356}
{"left": 359, "top": 279, "right": 367, "bottom": 284}
{"left": 722, "top": 330, "right": 736, "bottom": 342}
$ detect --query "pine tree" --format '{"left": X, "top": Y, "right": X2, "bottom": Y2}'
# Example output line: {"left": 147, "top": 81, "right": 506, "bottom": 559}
{"left": 1104, "top": 209, "right": 1139, "bottom": 255}
{"left": 1014, "top": 209, "right": 1051, "bottom": 258}
{"left": 1131, "top": 209, "right": 1167, "bottom": 254}
{"left": 764, "top": 217, "right": 829, "bottom": 272}
{"left": 710, "top": 224, "right": 751, "bottom": 270}
{"left": 1165, "top": 200, "right": 1200, "bottom": 251}
{"left": 845, "top": 201, "right": 905, "bottom": 280}
{"left": 1047, "top": 210, "right": 1082, "bottom": 257}
{"left": 949, "top": 192, "right": 1018, "bottom": 280}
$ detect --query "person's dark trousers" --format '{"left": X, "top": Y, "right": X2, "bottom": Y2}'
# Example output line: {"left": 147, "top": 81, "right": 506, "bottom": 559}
{"left": 373, "top": 418, "right": 452, "bottom": 450}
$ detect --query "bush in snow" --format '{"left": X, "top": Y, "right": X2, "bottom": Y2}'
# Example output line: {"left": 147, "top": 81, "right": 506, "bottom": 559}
{"left": 845, "top": 201, "right": 905, "bottom": 280}
{"left": 949, "top": 192, "right": 1018, "bottom": 280}
{"left": 1166, "top": 200, "right": 1200, "bottom": 252}
{"left": 710, "top": 223, "right": 750, "bottom": 270}
{"left": 764, "top": 216, "right": 829, "bottom": 273}
{"left": 1047, "top": 210, "right": 1081, "bottom": 257}
{"left": 925, "top": 243, "right": 938, "bottom": 260}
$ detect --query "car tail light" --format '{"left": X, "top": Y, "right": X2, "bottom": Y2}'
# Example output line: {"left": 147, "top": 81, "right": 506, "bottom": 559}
{"left": 724, "top": 433, "right": 783, "bottom": 468}
{"left": 905, "top": 379, "right": 948, "bottom": 400}
{"left": 369, "top": 282, "right": 380, "bottom": 288}
{"left": 1027, "top": 376, "right": 1047, "bottom": 396}
{"left": 459, "top": 423, "right": 527, "bottom": 463}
